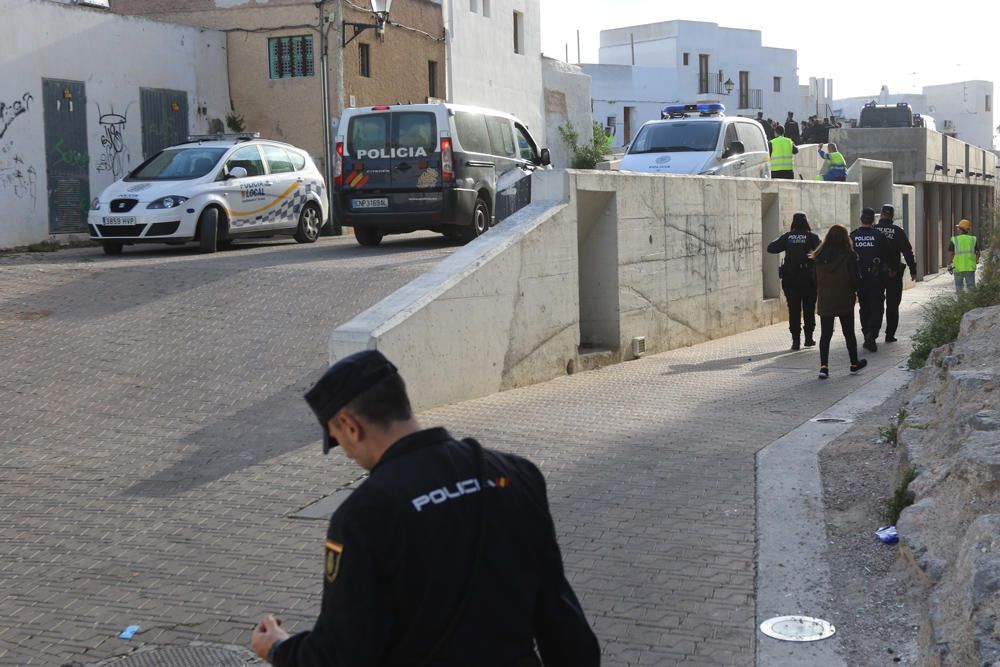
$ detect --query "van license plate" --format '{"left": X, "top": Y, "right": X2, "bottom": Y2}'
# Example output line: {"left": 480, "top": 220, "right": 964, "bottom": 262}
{"left": 103, "top": 216, "right": 137, "bottom": 226}
{"left": 351, "top": 198, "right": 389, "bottom": 210}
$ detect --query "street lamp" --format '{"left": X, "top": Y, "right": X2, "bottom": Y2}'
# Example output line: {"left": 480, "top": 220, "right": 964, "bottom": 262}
{"left": 724, "top": 78, "right": 735, "bottom": 95}
{"left": 343, "top": 0, "right": 393, "bottom": 47}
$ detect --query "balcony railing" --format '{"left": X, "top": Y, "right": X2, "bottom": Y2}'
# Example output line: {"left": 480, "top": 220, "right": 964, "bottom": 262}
{"left": 738, "top": 88, "right": 763, "bottom": 110}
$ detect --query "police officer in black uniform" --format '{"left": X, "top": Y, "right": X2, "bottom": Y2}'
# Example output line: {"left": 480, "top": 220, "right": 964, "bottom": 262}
{"left": 767, "top": 211, "right": 821, "bottom": 350}
{"left": 251, "top": 351, "right": 600, "bottom": 667}
{"left": 875, "top": 204, "right": 918, "bottom": 343}
{"left": 851, "top": 208, "right": 895, "bottom": 352}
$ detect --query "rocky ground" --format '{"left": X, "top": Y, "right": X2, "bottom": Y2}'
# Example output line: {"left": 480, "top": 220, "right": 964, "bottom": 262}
{"left": 820, "top": 386, "right": 928, "bottom": 666}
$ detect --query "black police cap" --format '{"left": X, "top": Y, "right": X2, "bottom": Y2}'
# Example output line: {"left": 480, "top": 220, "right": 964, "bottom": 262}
{"left": 881, "top": 204, "right": 895, "bottom": 216}
{"left": 860, "top": 207, "right": 876, "bottom": 223}
{"left": 304, "top": 350, "right": 398, "bottom": 454}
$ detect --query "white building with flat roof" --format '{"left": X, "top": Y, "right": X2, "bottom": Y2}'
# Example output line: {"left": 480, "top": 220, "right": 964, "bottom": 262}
{"left": 587, "top": 20, "right": 833, "bottom": 148}
{"left": 833, "top": 81, "right": 995, "bottom": 149}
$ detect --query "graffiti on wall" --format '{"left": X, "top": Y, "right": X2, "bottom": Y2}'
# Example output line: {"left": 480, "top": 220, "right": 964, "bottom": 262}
{"left": 0, "top": 141, "right": 38, "bottom": 209}
{"left": 96, "top": 103, "right": 131, "bottom": 181}
{"left": 0, "top": 92, "right": 33, "bottom": 140}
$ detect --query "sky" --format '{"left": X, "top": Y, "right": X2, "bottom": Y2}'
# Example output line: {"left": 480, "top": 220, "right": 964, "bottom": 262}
{"left": 540, "top": 0, "right": 999, "bottom": 130}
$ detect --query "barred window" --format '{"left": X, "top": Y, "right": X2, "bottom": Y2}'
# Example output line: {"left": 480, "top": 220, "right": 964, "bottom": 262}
{"left": 268, "top": 35, "right": 315, "bottom": 79}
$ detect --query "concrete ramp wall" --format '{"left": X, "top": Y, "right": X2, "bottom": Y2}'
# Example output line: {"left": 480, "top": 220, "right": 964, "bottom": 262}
{"left": 331, "top": 168, "right": 917, "bottom": 412}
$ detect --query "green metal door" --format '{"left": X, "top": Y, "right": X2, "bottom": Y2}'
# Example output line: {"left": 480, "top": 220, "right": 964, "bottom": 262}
{"left": 140, "top": 88, "right": 189, "bottom": 158}
{"left": 42, "top": 79, "right": 90, "bottom": 234}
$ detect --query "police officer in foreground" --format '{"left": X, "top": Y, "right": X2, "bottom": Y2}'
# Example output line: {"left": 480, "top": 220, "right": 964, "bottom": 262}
{"left": 250, "top": 351, "right": 600, "bottom": 667}
{"left": 874, "top": 204, "right": 918, "bottom": 343}
{"left": 767, "top": 212, "right": 820, "bottom": 350}
{"left": 851, "top": 208, "right": 895, "bottom": 352}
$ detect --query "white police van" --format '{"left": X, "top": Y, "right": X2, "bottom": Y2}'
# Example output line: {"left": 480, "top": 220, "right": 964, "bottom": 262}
{"left": 334, "top": 103, "right": 550, "bottom": 246}
{"left": 619, "top": 103, "right": 770, "bottom": 178}
{"left": 88, "top": 133, "right": 329, "bottom": 255}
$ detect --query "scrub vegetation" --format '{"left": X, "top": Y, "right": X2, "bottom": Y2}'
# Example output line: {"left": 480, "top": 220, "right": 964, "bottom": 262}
{"left": 908, "top": 212, "right": 1000, "bottom": 369}
{"left": 558, "top": 121, "right": 611, "bottom": 169}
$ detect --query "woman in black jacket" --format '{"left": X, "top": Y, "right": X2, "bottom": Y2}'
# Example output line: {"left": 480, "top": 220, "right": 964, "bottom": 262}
{"left": 809, "top": 224, "right": 868, "bottom": 379}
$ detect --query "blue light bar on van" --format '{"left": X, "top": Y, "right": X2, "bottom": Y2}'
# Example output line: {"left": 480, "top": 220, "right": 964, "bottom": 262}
{"left": 897, "top": 102, "right": 909, "bottom": 107}
{"left": 662, "top": 103, "right": 725, "bottom": 117}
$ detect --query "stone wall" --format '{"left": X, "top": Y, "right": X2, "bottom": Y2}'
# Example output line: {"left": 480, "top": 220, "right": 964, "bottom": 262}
{"left": 896, "top": 305, "right": 1000, "bottom": 666}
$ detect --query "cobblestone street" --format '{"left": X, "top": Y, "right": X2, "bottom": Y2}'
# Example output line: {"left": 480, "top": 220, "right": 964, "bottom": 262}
{"left": 0, "top": 238, "right": 945, "bottom": 666}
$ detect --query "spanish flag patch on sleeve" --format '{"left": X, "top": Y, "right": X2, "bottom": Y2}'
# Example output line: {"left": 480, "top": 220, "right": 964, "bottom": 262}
{"left": 325, "top": 540, "right": 344, "bottom": 583}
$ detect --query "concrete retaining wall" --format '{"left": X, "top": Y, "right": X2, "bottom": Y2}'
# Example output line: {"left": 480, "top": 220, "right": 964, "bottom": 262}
{"left": 332, "top": 168, "right": 917, "bottom": 411}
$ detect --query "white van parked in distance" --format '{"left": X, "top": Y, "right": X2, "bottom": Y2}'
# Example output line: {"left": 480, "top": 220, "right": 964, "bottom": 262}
{"left": 618, "top": 103, "right": 770, "bottom": 178}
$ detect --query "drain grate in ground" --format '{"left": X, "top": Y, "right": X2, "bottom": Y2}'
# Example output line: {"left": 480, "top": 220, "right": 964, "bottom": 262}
{"left": 93, "top": 645, "right": 263, "bottom": 667}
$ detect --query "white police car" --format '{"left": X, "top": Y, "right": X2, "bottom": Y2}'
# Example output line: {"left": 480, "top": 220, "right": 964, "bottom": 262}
{"left": 88, "top": 133, "right": 328, "bottom": 255}
{"left": 619, "top": 103, "right": 770, "bottom": 178}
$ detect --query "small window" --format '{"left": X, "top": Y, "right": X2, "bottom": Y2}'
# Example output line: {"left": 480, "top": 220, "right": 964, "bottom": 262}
{"left": 268, "top": 35, "right": 314, "bottom": 79}
{"left": 262, "top": 145, "right": 295, "bottom": 174}
{"left": 428, "top": 61, "right": 438, "bottom": 99}
{"left": 455, "top": 111, "right": 491, "bottom": 154}
{"left": 469, "top": 0, "right": 478, "bottom": 12}
{"left": 289, "top": 150, "right": 306, "bottom": 171}
{"left": 987, "top": 94, "right": 992, "bottom": 112}
{"left": 224, "top": 145, "right": 265, "bottom": 178}
{"left": 359, "top": 43, "right": 371, "bottom": 78}
{"left": 773, "top": 76, "right": 781, "bottom": 93}
{"left": 513, "top": 11, "right": 524, "bottom": 54}
{"left": 485, "top": 115, "right": 516, "bottom": 157}
{"left": 682, "top": 52, "right": 689, "bottom": 66}
{"left": 482, "top": 0, "right": 491, "bottom": 17}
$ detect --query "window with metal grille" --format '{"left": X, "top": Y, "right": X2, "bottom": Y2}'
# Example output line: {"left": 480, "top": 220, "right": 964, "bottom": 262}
{"left": 268, "top": 35, "right": 314, "bottom": 79}
{"left": 360, "top": 43, "right": 371, "bottom": 78}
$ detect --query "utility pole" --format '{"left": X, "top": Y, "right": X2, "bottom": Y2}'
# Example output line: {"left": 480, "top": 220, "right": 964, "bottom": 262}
{"left": 318, "top": 0, "right": 342, "bottom": 235}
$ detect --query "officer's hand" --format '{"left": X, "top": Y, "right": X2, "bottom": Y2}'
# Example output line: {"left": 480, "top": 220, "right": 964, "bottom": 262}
{"left": 251, "top": 614, "right": 289, "bottom": 661}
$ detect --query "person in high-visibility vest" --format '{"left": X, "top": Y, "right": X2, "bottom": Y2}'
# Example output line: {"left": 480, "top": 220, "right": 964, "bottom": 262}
{"left": 949, "top": 219, "right": 981, "bottom": 292}
{"left": 769, "top": 125, "right": 798, "bottom": 179}
{"left": 818, "top": 143, "right": 848, "bottom": 181}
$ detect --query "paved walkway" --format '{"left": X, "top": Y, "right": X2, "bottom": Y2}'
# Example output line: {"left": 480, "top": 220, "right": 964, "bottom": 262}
{"left": 0, "top": 238, "right": 948, "bottom": 665}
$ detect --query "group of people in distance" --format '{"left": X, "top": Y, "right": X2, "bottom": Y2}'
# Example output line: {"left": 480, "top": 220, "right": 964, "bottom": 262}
{"left": 767, "top": 204, "right": 921, "bottom": 379}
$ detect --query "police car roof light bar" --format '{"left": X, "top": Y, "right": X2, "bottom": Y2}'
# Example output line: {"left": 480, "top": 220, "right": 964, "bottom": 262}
{"left": 662, "top": 102, "right": 725, "bottom": 119}
{"left": 186, "top": 132, "right": 261, "bottom": 143}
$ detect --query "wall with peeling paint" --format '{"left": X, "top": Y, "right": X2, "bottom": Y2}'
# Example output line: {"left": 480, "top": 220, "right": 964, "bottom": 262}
{"left": 0, "top": 0, "right": 230, "bottom": 248}
{"left": 330, "top": 167, "right": 917, "bottom": 412}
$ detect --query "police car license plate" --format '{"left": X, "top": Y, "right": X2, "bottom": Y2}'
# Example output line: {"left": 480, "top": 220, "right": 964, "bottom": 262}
{"left": 351, "top": 198, "right": 388, "bottom": 210}
{"left": 103, "top": 216, "right": 137, "bottom": 226}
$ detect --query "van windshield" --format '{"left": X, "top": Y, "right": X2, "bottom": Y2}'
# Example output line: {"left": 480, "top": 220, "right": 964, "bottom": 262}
{"left": 126, "top": 148, "right": 227, "bottom": 181}
{"left": 859, "top": 107, "right": 913, "bottom": 128}
{"left": 629, "top": 121, "right": 721, "bottom": 154}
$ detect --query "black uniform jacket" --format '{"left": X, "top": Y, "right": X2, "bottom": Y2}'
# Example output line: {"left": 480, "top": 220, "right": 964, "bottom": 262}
{"left": 273, "top": 428, "right": 600, "bottom": 667}
{"left": 850, "top": 226, "right": 894, "bottom": 273}
{"left": 767, "top": 231, "right": 820, "bottom": 274}
{"left": 874, "top": 221, "right": 917, "bottom": 272}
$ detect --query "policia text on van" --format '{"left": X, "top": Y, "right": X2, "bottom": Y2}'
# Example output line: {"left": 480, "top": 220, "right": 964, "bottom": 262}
{"left": 334, "top": 104, "right": 550, "bottom": 246}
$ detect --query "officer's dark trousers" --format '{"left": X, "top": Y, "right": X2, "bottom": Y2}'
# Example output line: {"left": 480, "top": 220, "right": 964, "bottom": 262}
{"left": 819, "top": 315, "right": 860, "bottom": 367}
{"left": 782, "top": 276, "right": 816, "bottom": 338}
{"left": 858, "top": 273, "right": 885, "bottom": 339}
{"left": 884, "top": 267, "right": 904, "bottom": 338}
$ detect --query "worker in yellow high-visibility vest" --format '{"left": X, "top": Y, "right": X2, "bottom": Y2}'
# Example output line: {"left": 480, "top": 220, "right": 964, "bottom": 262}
{"left": 818, "top": 143, "right": 848, "bottom": 181}
{"left": 949, "top": 219, "right": 981, "bottom": 292}
{"left": 769, "top": 125, "right": 798, "bottom": 179}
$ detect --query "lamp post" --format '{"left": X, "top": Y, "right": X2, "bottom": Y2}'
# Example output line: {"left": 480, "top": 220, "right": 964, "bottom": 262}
{"left": 317, "top": 1, "right": 338, "bottom": 234}
{"left": 343, "top": 0, "right": 393, "bottom": 47}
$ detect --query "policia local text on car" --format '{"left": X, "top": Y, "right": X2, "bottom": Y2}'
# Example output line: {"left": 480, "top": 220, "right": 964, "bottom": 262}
{"left": 251, "top": 351, "right": 600, "bottom": 667}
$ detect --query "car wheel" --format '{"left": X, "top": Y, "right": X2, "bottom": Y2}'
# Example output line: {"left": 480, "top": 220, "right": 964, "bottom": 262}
{"left": 102, "top": 242, "right": 123, "bottom": 256}
{"left": 294, "top": 203, "right": 322, "bottom": 244}
{"left": 354, "top": 226, "right": 383, "bottom": 247}
{"left": 198, "top": 208, "right": 219, "bottom": 254}
{"left": 460, "top": 198, "right": 489, "bottom": 244}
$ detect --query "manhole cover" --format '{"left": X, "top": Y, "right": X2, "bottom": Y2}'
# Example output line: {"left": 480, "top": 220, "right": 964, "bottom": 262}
{"left": 810, "top": 417, "right": 852, "bottom": 424}
{"left": 94, "top": 645, "right": 262, "bottom": 667}
{"left": 760, "top": 615, "right": 836, "bottom": 642}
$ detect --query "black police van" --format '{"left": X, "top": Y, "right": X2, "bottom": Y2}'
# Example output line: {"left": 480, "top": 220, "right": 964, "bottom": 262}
{"left": 333, "top": 103, "right": 550, "bottom": 246}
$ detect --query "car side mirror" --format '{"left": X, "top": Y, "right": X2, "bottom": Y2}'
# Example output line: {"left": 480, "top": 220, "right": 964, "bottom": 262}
{"left": 539, "top": 148, "right": 551, "bottom": 166}
{"left": 726, "top": 141, "right": 745, "bottom": 158}
{"left": 227, "top": 166, "right": 248, "bottom": 180}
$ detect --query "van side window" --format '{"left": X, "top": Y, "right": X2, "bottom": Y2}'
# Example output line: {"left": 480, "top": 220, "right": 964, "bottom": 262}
{"left": 485, "top": 116, "right": 516, "bottom": 158}
{"left": 394, "top": 112, "right": 437, "bottom": 154}
{"left": 515, "top": 124, "right": 537, "bottom": 161}
{"left": 347, "top": 114, "right": 389, "bottom": 157}
{"left": 735, "top": 122, "right": 767, "bottom": 154}
{"left": 724, "top": 124, "right": 739, "bottom": 151}
{"left": 455, "top": 111, "right": 491, "bottom": 154}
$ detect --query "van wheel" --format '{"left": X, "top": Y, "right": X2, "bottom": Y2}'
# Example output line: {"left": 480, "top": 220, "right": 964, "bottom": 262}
{"left": 294, "top": 203, "right": 322, "bottom": 243}
{"left": 354, "top": 226, "right": 383, "bottom": 247}
{"left": 460, "top": 198, "right": 489, "bottom": 243}
{"left": 102, "top": 242, "right": 123, "bottom": 255}
{"left": 198, "top": 208, "right": 219, "bottom": 254}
